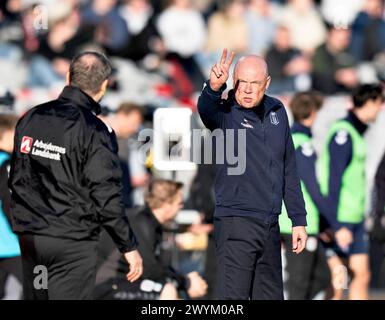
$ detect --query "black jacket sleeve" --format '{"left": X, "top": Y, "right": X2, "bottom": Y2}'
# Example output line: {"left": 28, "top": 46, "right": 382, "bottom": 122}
{"left": 83, "top": 124, "right": 137, "bottom": 254}
{"left": 283, "top": 114, "right": 307, "bottom": 227}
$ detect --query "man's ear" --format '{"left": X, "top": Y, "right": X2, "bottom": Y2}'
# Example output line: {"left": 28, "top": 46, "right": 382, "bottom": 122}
{"left": 66, "top": 72, "right": 71, "bottom": 86}
{"left": 234, "top": 79, "right": 240, "bottom": 92}
{"left": 100, "top": 79, "right": 109, "bottom": 94}
{"left": 265, "top": 76, "right": 271, "bottom": 91}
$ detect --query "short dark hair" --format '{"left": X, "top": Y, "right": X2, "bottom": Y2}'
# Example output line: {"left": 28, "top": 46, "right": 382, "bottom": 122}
{"left": 116, "top": 102, "right": 143, "bottom": 116}
{"left": 352, "top": 84, "right": 384, "bottom": 108}
{"left": 290, "top": 91, "right": 324, "bottom": 122}
{"left": 69, "top": 51, "right": 112, "bottom": 96}
{"left": 0, "top": 114, "right": 18, "bottom": 139}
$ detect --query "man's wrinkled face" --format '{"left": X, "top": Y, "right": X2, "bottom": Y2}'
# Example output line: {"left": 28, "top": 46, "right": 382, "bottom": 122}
{"left": 233, "top": 61, "right": 271, "bottom": 109}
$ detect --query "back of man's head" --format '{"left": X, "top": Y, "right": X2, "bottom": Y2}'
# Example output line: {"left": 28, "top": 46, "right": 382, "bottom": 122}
{"left": 352, "top": 83, "right": 384, "bottom": 109}
{"left": 145, "top": 179, "right": 183, "bottom": 210}
{"left": 290, "top": 91, "right": 323, "bottom": 122}
{"left": 68, "top": 51, "right": 112, "bottom": 96}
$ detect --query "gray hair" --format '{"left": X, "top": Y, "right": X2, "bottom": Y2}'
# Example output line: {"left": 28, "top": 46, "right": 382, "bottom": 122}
{"left": 69, "top": 51, "right": 112, "bottom": 96}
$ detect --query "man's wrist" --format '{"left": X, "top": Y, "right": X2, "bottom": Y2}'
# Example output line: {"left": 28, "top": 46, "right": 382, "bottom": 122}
{"left": 206, "top": 80, "right": 226, "bottom": 95}
{"left": 290, "top": 214, "right": 307, "bottom": 228}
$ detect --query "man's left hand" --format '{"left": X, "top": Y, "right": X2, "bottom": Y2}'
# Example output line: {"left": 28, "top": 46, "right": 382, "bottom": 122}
{"left": 292, "top": 226, "right": 308, "bottom": 254}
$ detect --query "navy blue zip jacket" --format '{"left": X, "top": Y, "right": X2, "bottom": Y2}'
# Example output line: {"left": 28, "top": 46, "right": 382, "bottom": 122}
{"left": 197, "top": 82, "right": 307, "bottom": 227}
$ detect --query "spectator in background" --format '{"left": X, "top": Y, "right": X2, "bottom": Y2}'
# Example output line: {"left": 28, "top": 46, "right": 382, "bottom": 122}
{"left": 280, "top": 0, "right": 327, "bottom": 54}
{"left": 279, "top": 92, "right": 331, "bottom": 300}
{"left": 198, "top": 0, "right": 248, "bottom": 81}
{"left": 81, "top": 0, "right": 130, "bottom": 55}
{"left": 27, "top": 2, "right": 90, "bottom": 88}
{"left": 0, "top": 0, "right": 24, "bottom": 90}
{"left": 118, "top": 0, "right": 163, "bottom": 63}
{"left": 157, "top": 0, "right": 206, "bottom": 58}
{"left": 149, "top": 0, "right": 164, "bottom": 15}
{"left": 266, "top": 25, "right": 312, "bottom": 93}
{"left": 193, "top": 0, "right": 218, "bottom": 21}
{"left": 109, "top": 103, "right": 149, "bottom": 207}
{"left": 205, "top": 0, "right": 248, "bottom": 56}
{"left": 0, "top": 0, "right": 24, "bottom": 58}
{"left": 321, "top": 0, "right": 364, "bottom": 29}
{"left": 245, "top": 0, "right": 277, "bottom": 56}
{"left": 350, "top": 0, "right": 385, "bottom": 62}
{"left": 312, "top": 26, "right": 359, "bottom": 94}
{"left": 0, "top": 0, "right": 21, "bottom": 26}
{"left": 94, "top": 179, "right": 208, "bottom": 299}
{"left": 21, "top": 3, "right": 44, "bottom": 54}
{"left": 0, "top": 115, "right": 22, "bottom": 300}
{"left": 157, "top": 0, "right": 207, "bottom": 91}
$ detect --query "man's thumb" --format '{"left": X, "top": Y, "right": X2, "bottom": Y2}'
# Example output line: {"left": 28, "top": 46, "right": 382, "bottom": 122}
{"left": 292, "top": 234, "right": 298, "bottom": 250}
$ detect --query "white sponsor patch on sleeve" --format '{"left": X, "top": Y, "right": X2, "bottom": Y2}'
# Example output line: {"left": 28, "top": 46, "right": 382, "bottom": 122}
{"left": 301, "top": 142, "right": 314, "bottom": 157}
{"left": 335, "top": 130, "right": 349, "bottom": 145}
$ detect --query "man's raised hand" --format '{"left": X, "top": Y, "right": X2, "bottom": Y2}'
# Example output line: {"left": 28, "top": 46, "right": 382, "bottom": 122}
{"left": 209, "top": 48, "right": 235, "bottom": 92}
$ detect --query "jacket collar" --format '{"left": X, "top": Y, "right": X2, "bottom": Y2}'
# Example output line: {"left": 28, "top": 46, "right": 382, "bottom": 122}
{"left": 58, "top": 86, "right": 102, "bottom": 115}
{"left": 291, "top": 122, "right": 312, "bottom": 137}
{"left": 345, "top": 111, "right": 368, "bottom": 136}
{"left": 143, "top": 205, "right": 163, "bottom": 230}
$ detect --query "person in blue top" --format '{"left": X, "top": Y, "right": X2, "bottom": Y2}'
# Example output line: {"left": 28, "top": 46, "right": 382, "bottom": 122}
{"left": 0, "top": 114, "right": 22, "bottom": 299}
{"left": 279, "top": 91, "right": 332, "bottom": 300}
{"left": 319, "top": 84, "right": 384, "bottom": 300}
{"left": 197, "top": 49, "right": 308, "bottom": 300}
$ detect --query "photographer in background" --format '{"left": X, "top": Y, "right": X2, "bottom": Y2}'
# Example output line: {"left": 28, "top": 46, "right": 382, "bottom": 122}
{"left": 95, "top": 179, "right": 208, "bottom": 300}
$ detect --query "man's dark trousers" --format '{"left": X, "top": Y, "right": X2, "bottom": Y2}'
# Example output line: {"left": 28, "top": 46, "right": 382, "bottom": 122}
{"left": 214, "top": 216, "right": 284, "bottom": 300}
{"left": 19, "top": 234, "right": 98, "bottom": 300}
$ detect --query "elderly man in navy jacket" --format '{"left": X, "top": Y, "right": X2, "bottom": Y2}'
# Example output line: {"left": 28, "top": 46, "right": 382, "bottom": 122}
{"left": 197, "top": 49, "right": 308, "bottom": 300}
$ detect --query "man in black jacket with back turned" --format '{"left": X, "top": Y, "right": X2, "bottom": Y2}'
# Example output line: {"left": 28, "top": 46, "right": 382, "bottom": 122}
{"left": 9, "top": 51, "right": 142, "bottom": 300}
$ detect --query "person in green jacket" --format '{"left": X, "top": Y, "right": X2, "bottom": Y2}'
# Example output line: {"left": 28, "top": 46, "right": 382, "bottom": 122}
{"left": 319, "top": 84, "right": 384, "bottom": 300}
{"left": 280, "top": 91, "right": 331, "bottom": 300}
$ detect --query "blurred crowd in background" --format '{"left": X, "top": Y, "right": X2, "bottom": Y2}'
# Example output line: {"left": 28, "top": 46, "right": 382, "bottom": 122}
{"left": 1, "top": 0, "right": 385, "bottom": 300}
{"left": 1, "top": 0, "right": 385, "bottom": 103}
